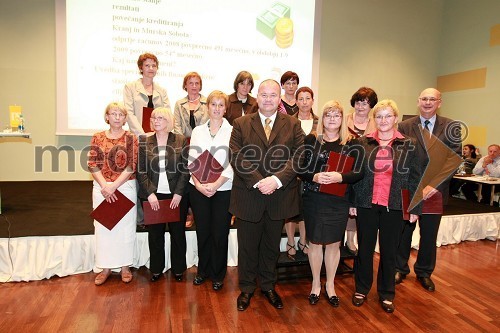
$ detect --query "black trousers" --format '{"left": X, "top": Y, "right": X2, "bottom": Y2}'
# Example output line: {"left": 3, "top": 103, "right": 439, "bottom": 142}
{"left": 355, "top": 205, "right": 402, "bottom": 301}
{"left": 143, "top": 193, "right": 188, "bottom": 275}
{"left": 237, "top": 212, "right": 284, "bottom": 293}
{"left": 189, "top": 184, "right": 232, "bottom": 282}
{"left": 396, "top": 214, "right": 441, "bottom": 278}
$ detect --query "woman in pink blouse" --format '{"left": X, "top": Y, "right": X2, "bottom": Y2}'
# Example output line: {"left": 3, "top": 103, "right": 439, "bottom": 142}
{"left": 88, "top": 102, "right": 138, "bottom": 286}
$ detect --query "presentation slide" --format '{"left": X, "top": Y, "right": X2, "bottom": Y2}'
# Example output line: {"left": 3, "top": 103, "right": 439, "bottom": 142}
{"left": 56, "top": 0, "right": 320, "bottom": 135}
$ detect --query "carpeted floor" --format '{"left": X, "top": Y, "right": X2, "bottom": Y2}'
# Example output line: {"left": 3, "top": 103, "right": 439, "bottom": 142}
{"left": 0, "top": 181, "right": 498, "bottom": 238}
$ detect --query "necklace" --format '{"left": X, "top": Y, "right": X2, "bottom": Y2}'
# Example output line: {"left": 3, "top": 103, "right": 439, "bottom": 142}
{"left": 298, "top": 111, "right": 311, "bottom": 120}
{"left": 207, "top": 120, "right": 222, "bottom": 138}
{"left": 188, "top": 95, "right": 200, "bottom": 103}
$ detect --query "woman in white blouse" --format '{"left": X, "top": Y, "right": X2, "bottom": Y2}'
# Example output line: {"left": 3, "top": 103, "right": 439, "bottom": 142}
{"left": 188, "top": 90, "right": 233, "bottom": 291}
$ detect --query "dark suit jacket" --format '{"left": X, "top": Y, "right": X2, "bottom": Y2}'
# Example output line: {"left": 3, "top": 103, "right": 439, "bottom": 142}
{"left": 224, "top": 92, "right": 258, "bottom": 125}
{"left": 137, "top": 132, "right": 190, "bottom": 199}
{"left": 229, "top": 112, "right": 304, "bottom": 222}
{"left": 398, "top": 115, "right": 462, "bottom": 205}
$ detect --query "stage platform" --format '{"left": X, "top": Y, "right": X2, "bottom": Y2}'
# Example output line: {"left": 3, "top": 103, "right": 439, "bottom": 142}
{"left": 1, "top": 181, "right": 499, "bottom": 282}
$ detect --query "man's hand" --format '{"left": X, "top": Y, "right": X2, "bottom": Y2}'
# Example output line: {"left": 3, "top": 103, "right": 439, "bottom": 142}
{"left": 258, "top": 177, "right": 278, "bottom": 195}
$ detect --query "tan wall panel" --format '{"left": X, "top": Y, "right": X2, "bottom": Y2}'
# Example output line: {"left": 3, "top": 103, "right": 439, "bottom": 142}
{"left": 437, "top": 68, "right": 487, "bottom": 92}
{"left": 463, "top": 126, "right": 487, "bottom": 148}
{"left": 490, "top": 24, "right": 500, "bottom": 46}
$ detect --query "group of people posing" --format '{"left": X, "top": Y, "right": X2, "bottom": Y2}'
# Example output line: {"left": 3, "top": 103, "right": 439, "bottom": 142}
{"left": 88, "top": 52, "right": 464, "bottom": 314}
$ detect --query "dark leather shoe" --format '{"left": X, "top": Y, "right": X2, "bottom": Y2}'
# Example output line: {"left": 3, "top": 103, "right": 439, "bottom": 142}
{"left": 308, "top": 293, "right": 320, "bottom": 305}
{"left": 174, "top": 273, "right": 183, "bottom": 282}
{"left": 418, "top": 276, "right": 435, "bottom": 291}
{"left": 395, "top": 272, "right": 406, "bottom": 284}
{"left": 262, "top": 289, "right": 284, "bottom": 309}
{"left": 380, "top": 299, "right": 395, "bottom": 313}
{"left": 212, "top": 281, "right": 224, "bottom": 291}
{"left": 193, "top": 275, "right": 205, "bottom": 285}
{"left": 325, "top": 290, "right": 340, "bottom": 307}
{"left": 237, "top": 292, "right": 253, "bottom": 311}
{"left": 352, "top": 293, "right": 366, "bottom": 307}
{"left": 150, "top": 273, "right": 162, "bottom": 282}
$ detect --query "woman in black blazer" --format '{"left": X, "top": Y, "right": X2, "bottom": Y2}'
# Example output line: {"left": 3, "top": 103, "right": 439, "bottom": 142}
{"left": 137, "top": 107, "right": 190, "bottom": 282}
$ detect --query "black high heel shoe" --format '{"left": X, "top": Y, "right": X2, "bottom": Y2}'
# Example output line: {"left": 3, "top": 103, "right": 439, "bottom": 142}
{"left": 325, "top": 289, "right": 340, "bottom": 307}
{"left": 286, "top": 242, "right": 296, "bottom": 261}
{"left": 308, "top": 293, "right": 320, "bottom": 305}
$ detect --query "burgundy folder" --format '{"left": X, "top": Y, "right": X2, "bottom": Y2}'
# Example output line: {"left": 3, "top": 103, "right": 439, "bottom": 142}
{"left": 90, "top": 190, "right": 135, "bottom": 230}
{"left": 142, "top": 107, "right": 154, "bottom": 132}
{"left": 188, "top": 150, "right": 224, "bottom": 184}
{"left": 402, "top": 189, "right": 410, "bottom": 220}
{"left": 422, "top": 191, "right": 443, "bottom": 215}
{"left": 143, "top": 199, "right": 181, "bottom": 224}
{"left": 319, "top": 151, "right": 355, "bottom": 197}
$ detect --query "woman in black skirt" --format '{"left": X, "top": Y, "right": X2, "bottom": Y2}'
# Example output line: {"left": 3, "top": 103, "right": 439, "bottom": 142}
{"left": 299, "top": 100, "right": 359, "bottom": 307}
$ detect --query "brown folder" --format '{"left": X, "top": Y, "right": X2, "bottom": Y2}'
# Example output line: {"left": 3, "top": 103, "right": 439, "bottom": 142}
{"left": 188, "top": 149, "right": 224, "bottom": 184}
{"left": 422, "top": 191, "right": 443, "bottom": 215}
{"left": 143, "top": 199, "right": 181, "bottom": 224}
{"left": 142, "top": 107, "right": 154, "bottom": 132}
{"left": 319, "top": 151, "right": 355, "bottom": 197}
{"left": 90, "top": 190, "right": 135, "bottom": 230}
{"left": 401, "top": 189, "right": 410, "bottom": 220}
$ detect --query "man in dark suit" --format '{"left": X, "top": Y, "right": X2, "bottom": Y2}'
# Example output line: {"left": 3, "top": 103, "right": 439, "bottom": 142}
{"left": 395, "top": 88, "right": 462, "bottom": 291}
{"left": 229, "top": 79, "right": 304, "bottom": 311}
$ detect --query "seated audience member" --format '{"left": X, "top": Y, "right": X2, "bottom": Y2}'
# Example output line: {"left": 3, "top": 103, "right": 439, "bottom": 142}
{"left": 224, "top": 71, "right": 258, "bottom": 125}
{"left": 462, "top": 144, "right": 500, "bottom": 204}
{"left": 450, "top": 144, "right": 479, "bottom": 196}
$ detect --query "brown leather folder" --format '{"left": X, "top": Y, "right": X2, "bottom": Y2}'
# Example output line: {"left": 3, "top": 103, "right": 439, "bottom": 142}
{"left": 319, "top": 151, "right": 354, "bottom": 197}
{"left": 143, "top": 199, "right": 181, "bottom": 224}
{"left": 90, "top": 190, "right": 135, "bottom": 230}
{"left": 188, "top": 149, "right": 224, "bottom": 184}
{"left": 402, "top": 189, "right": 410, "bottom": 220}
{"left": 422, "top": 191, "right": 443, "bottom": 214}
{"left": 142, "top": 107, "right": 154, "bottom": 132}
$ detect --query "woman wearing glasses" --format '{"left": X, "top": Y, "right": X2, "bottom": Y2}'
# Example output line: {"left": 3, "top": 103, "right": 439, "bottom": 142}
{"left": 299, "top": 101, "right": 358, "bottom": 307}
{"left": 350, "top": 100, "right": 420, "bottom": 313}
{"left": 88, "top": 102, "right": 138, "bottom": 285}
{"left": 344, "top": 87, "right": 378, "bottom": 255}
{"left": 137, "top": 107, "right": 190, "bottom": 283}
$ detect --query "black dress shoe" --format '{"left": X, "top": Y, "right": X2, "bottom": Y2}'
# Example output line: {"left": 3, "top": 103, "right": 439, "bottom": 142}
{"left": 325, "top": 290, "right": 340, "bottom": 307}
{"left": 352, "top": 293, "right": 366, "bottom": 307}
{"left": 262, "top": 289, "right": 284, "bottom": 309}
{"left": 237, "top": 292, "right": 253, "bottom": 311}
{"left": 193, "top": 275, "right": 206, "bottom": 285}
{"left": 212, "top": 281, "right": 224, "bottom": 291}
{"left": 395, "top": 272, "right": 407, "bottom": 284}
{"left": 380, "top": 299, "right": 395, "bottom": 313}
{"left": 150, "top": 273, "right": 162, "bottom": 282}
{"left": 308, "top": 293, "right": 320, "bottom": 305}
{"left": 418, "top": 276, "right": 435, "bottom": 291}
{"left": 174, "top": 273, "right": 183, "bottom": 282}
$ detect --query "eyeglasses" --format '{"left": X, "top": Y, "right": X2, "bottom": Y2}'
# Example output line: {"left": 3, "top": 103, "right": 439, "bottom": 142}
{"left": 419, "top": 97, "right": 440, "bottom": 103}
{"left": 108, "top": 113, "right": 125, "bottom": 118}
{"left": 324, "top": 113, "right": 342, "bottom": 119}
{"left": 151, "top": 116, "right": 166, "bottom": 122}
{"left": 374, "top": 114, "right": 395, "bottom": 121}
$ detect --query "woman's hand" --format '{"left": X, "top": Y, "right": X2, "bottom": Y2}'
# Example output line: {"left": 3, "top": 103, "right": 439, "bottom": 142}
{"left": 170, "top": 194, "right": 182, "bottom": 209}
{"left": 195, "top": 182, "right": 216, "bottom": 198}
{"left": 101, "top": 184, "right": 118, "bottom": 203}
{"left": 313, "top": 172, "right": 340, "bottom": 185}
{"left": 349, "top": 207, "right": 357, "bottom": 216}
{"left": 147, "top": 193, "right": 159, "bottom": 210}
{"left": 409, "top": 214, "right": 419, "bottom": 223}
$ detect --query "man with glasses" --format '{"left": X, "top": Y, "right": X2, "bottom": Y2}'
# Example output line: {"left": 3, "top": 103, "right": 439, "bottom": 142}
{"left": 395, "top": 88, "right": 462, "bottom": 292}
{"left": 229, "top": 79, "right": 304, "bottom": 311}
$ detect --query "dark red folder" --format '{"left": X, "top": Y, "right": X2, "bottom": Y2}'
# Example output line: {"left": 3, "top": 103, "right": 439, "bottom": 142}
{"left": 142, "top": 107, "right": 154, "bottom": 132}
{"left": 188, "top": 150, "right": 224, "bottom": 184}
{"left": 143, "top": 199, "right": 181, "bottom": 224}
{"left": 402, "top": 189, "right": 410, "bottom": 220}
{"left": 422, "top": 191, "right": 443, "bottom": 215}
{"left": 90, "top": 190, "right": 135, "bottom": 230}
{"left": 319, "top": 151, "right": 354, "bottom": 197}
